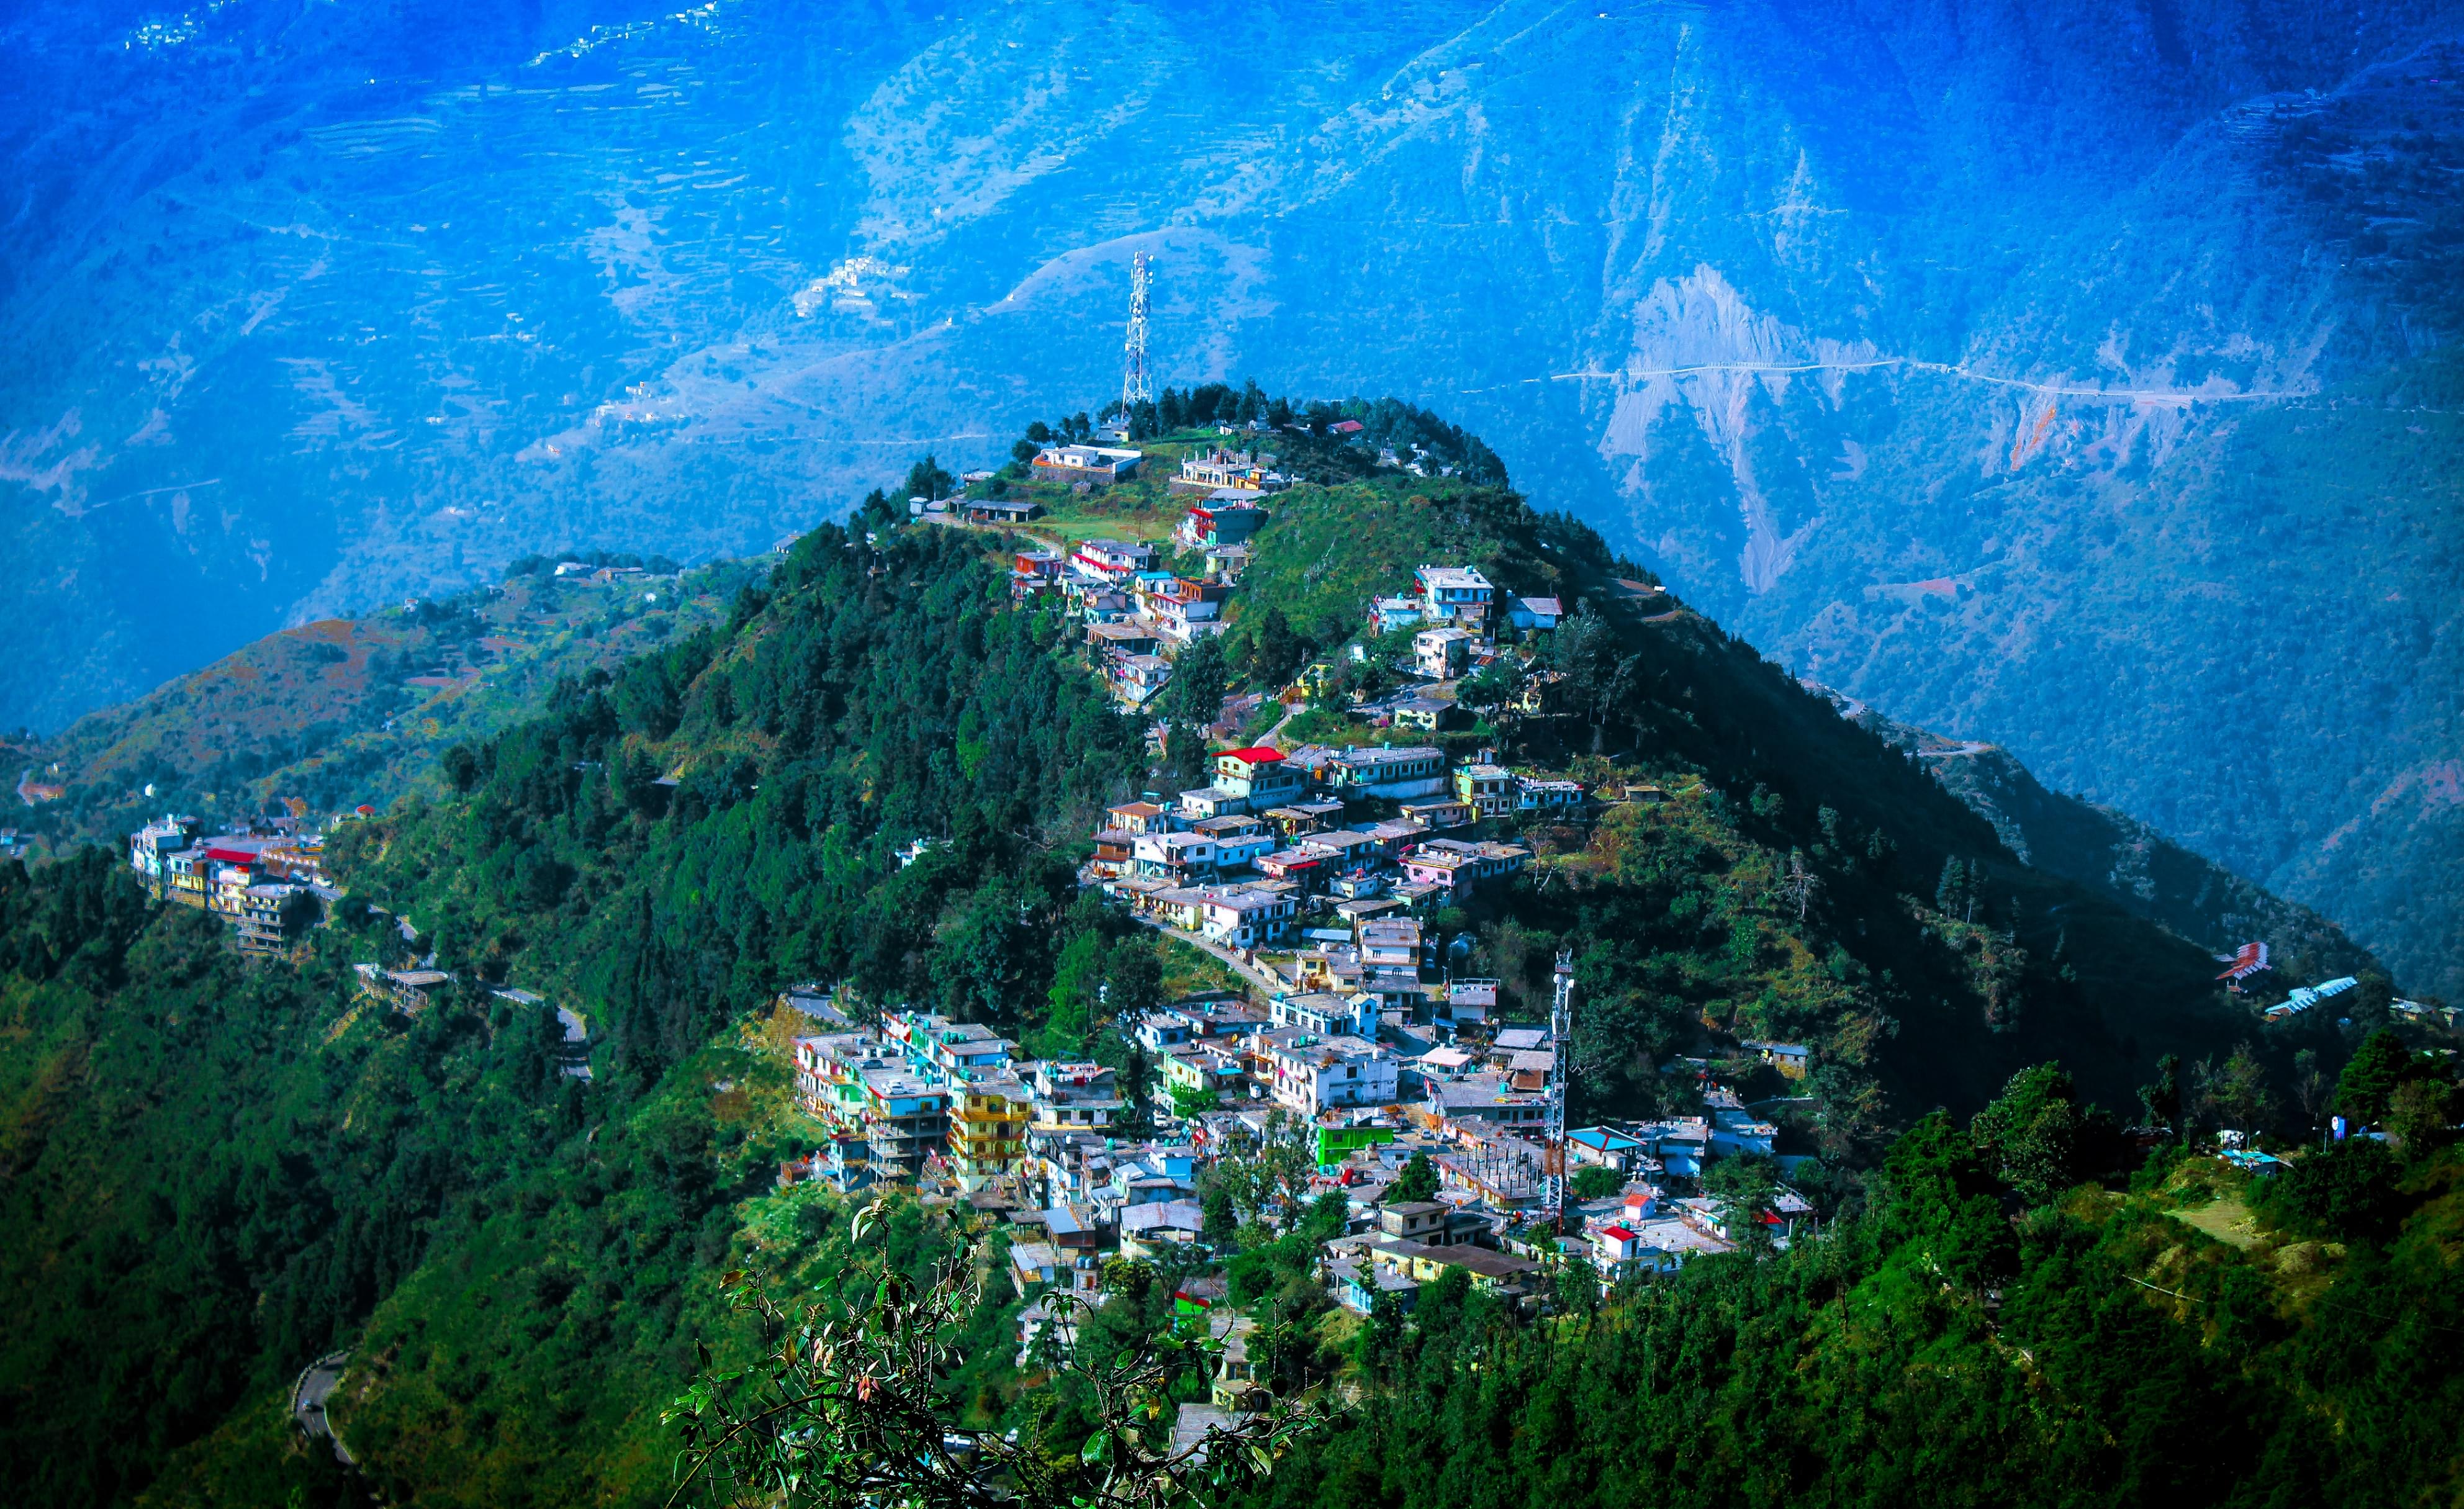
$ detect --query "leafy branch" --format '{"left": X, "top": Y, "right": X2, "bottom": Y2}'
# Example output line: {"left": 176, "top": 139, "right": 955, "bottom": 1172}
{"left": 664, "top": 1204, "right": 1326, "bottom": 1509}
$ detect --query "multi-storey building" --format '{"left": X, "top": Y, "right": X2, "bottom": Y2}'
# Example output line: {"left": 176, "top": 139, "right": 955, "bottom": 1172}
{"left": 1260, "top": 1034, "right": 1397, "bottom": 1117}
{"left": 1029, "top": 1061, "right": 1132, "bottom": 1141}
{"left": 1155, "top": 1043, "right": 1245, "bottom": 1120}
{"left": 1197, "top": 888, "right": 1296, "bottom": 949}
{"left": 1070, "top": 537, "right": 1157, "bottom": 582}
{"left": 948, "top": 1073, "right": 1034, "bottom": 1189}
{"left": 793, "top": 1032, "right": 905, "bottom": 1127}
{"left": 883, "top": 1011, "right": 1015, "bottom": 1085}
{"left": 1414, "top": 565, "right": 1496, "bottom": 631}
{"left": 235, "top": 884, "right": 305, "bottom": 955}
{"left": 127, "top": 814, "right": 202, "bottom": 885}
{"left": 1399, "top": 839, "right": 1532, "bottom": 895}
{"left": 1414, "top": 626, "right": 1478, "bottom": 680}
{"left": 1454, "top": 760, "right": 1514, "bottom": 818}
{"left": 1269, "top": 990, "right": 1378, "bottom": 1039}
{"left": 859, "top": 1066, "right": 952, "bottom": 1181}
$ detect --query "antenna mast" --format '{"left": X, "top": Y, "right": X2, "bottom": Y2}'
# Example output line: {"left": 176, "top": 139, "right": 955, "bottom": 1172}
{"left": 1119, "top": 251, "right": 1152, "bottom": 418}
{"left": 1542, "top": 949, "right": 1575, "bottom": 1232}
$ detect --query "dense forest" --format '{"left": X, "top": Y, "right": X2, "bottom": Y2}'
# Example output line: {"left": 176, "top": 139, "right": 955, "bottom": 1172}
{"left": 0, "top": 402, "right": 2454, "bottom": 1507}
{"left": 1253, "top": 1083, "right": 2464, "bottom": 1509}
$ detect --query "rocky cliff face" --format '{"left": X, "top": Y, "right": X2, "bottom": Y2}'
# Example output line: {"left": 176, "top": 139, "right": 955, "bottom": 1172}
{"left": 2, "top": 0, "right": 2458, "bottom": 988}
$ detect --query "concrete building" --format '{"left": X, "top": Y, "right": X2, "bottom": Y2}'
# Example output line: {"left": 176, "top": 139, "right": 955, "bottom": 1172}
{"left": 1414, "top": 626, "right": 1478, "bottom": 680}
{"left": 1032, "top": 445, "right": 1144, "bottom": 485}
{"left": 1260, "top": 1034, "right": 1396, "bottom": 1116}
{"left": 1322, "top": 745, "right": 1448, "bottom": 800}
{"left": 1414, "top": 565, "right": 1496, "bottom": 630}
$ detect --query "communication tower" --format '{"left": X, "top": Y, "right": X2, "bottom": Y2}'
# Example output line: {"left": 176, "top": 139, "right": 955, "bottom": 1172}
{"left": 1541, "top": 949, "right": 1575, "bottom": 1231}
{"left": 1119, "top": 251, "right": 1153, "bottom": 417}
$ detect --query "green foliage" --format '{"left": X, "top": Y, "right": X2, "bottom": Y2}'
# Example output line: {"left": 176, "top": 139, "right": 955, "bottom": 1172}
{"left": 1253, "top": 1121, "right": 2464, "bottom": 1509}
{"left": 2, "top": 401, "right": 2396, "bottom": 1509}
{"left": 1167, "top": 636, "right": 1230, "bottom": 732}
{"left": 903, "top": 454, "right": 957, "bottom": 502}
{"left": 1967, "top": 1062, "right": 2120, "bottom": 1206}
{"left": 0, "top": 862, "right": 605, "bottom": 1508}
{"left": 2252, "top": 1138, "right": 2405, "bottom": 1245}
{"left": 357, "top": 525, "right": 1145, "bottom": 1078}
{"left": 1384, "top": 1152, "right": 1439, "bottom": 1205}
{"left": 2335, "top": 1029, "right": 2422, "bottom": 1126}
{"left": 1240, "top": 607, "right": 1311, "bottom": 691}
{"left": 1566, "top": 1164, "right": 1625, "bottom": 1200}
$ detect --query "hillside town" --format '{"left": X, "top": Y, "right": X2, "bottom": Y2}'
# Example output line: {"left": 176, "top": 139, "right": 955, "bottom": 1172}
{"left": 808, "top": 456, "right": 1815, "bottom": 1363}
{"left": 765, "top": 971, "right": 1812, "bottom": 1351}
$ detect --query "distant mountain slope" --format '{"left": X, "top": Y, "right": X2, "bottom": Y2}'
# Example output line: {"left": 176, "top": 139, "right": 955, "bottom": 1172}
{"left": 4, "top": 557, "right": 754, "bottom": 854}
{"left": 2, "top": 1, "right": 2456, "bottom": 992}
{"left": 1813, "top": 688, "right": 2381, "bottom": 987}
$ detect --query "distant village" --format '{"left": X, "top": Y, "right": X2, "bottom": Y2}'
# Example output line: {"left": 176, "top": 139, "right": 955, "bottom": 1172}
{"left": 125, "top": 811, "right": 337, "bottom": 955}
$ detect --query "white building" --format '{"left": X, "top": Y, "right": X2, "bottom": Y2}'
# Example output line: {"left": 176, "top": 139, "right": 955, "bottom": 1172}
{"left": 1133, "top": 831, "right": 1219, "bottom": 880}
{"left": 1414, "top": 626, "right": 1478, "bottom": 680}
{"left": 1261, "top": 1034, "right": 1397, "bottom": 1117}
{"left": 1270, "top": 991, "right": 1378, "bottom": 1039}
{"left": 1071, "top": 538, "right": 1157, "bottom": 582}
{"left": 1198, "top": 888, "right": 1297, "bottom": 949}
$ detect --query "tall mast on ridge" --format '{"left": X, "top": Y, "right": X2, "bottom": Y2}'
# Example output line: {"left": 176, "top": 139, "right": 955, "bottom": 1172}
{"left": 1120, "top": 251, "right": 1152, "bottom": 418}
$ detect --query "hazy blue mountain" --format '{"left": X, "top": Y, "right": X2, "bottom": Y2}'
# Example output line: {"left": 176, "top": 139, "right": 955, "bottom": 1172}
{"left": 3, "top": 0, "right": 2458, "bottom": 989}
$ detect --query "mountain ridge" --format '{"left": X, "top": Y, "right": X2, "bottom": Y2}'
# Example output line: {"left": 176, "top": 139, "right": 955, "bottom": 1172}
{"left": 2, "top": 3, "right": 2457, "bottom": 996}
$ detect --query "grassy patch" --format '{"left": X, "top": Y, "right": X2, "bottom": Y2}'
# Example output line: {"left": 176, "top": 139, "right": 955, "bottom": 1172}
{"left": 2168, "top": 1197, "right": 2263, "bottom": 1250}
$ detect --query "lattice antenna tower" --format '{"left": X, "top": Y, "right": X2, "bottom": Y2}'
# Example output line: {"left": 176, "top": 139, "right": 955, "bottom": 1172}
{"left": 1542, "top": 949, "right": 1576, "bottom": 1231}
{"left": 1119, "top": 251, "right": 1153, "bottom": 418}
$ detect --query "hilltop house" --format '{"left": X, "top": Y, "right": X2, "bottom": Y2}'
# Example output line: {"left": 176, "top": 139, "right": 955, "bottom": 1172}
{"left": 1270, "top": 990, "right": 1379, "bottom": 1039}
{"left": 1172, "top": 448, "right": 1288, "bottom": 495}
{"left": 1514, "top": 773, "right": 1585, "bottom": 813}
{"left": 966, "top": 498, "right": 1042, "bottom": 525}
{"left": 1211, "top": 747, "right": 1307, "bottom": 810}
{"left": 1506, "top": 595, "right": 1563, "bottom": 632}
{"left": 1454, "top": 760, "right": 1513, "bottom": 818}
{"left": 1032, "top": 445, "right": 1143, "bottom": 485}
{"left": 1143, "top": 577, "right": 1231, "bottom": 642}
{"left": 1198, "top": 888, "right": 1297, "bottom": 949}
{"left": 1415, "top": 565, "right": 1496, "bottom": 631}
{"left": 1369, "top": 596, "right": 1425, "bottom": 636}
{"left": 1109, "top": 654, "right": 1174, "bottom": 711}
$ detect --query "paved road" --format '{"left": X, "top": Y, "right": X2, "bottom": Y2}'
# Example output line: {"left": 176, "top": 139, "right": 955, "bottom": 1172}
{"left": 292, "top": 1350, "right": 356, "bottom": 1466}
{"left": 1915, "top": 741, "right": 1993, "bottom": 759}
